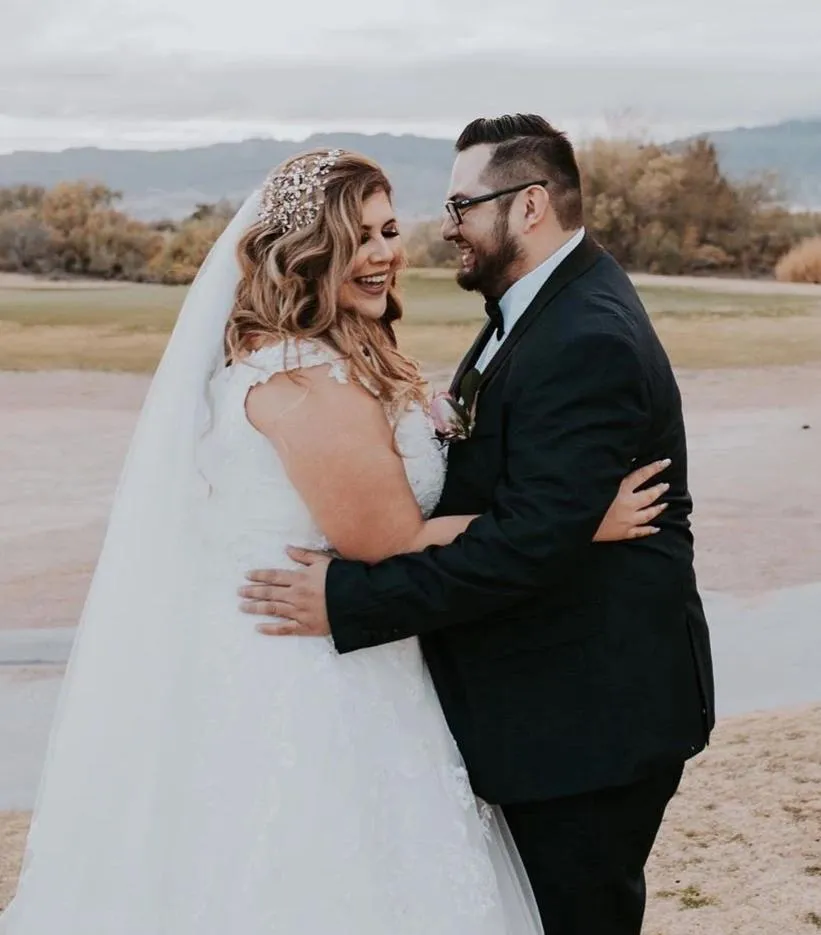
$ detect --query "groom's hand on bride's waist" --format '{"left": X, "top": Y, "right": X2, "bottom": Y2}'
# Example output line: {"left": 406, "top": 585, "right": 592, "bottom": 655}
{"left": 239, "top": 547, "right": 332, "bottom": 637}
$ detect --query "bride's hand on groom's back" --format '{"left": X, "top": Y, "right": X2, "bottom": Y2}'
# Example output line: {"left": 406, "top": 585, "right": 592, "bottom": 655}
{"left": 594, "top": 459, "right": 671, "bottom": 542}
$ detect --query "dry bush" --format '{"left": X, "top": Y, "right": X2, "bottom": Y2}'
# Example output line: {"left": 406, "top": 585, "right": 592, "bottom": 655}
{"left": 580, "top": 138, "right": 782, "bottom": 275}
{"left": 0, "top": 185, "right": 45, "bottom": 213}
{"left": 145, "top": 215, "right": 231, "bottom": 284}
{"left": 0, "top": 183, "right": 234, "bottom": 284}
{"left": 0, "top": 209, "right": 54, "bottom": 274}
{"left": 2, "top": 150, "right": 820, "bottom": 283}
{"left": 775, "top": 237, "right": 821, "bottom": 284}
{"left": 0, "top": 182, "right": 161, "bottom": 280}
{"left": 407, "top": 138, "right": 817, "bottom": 277}
{"left": 404, "top": 219, "right": 458, "bottom": 268}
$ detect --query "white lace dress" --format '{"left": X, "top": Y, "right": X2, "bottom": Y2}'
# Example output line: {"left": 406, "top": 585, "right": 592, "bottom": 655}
{"left": 186, "top": 339, "right": 540, "bottom": 934}
{"left": 4, "top": 338, "right": 541, "bottom": 935}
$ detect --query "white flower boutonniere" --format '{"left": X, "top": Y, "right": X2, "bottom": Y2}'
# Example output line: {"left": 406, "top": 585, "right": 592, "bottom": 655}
{"left": 430, "top": 391, "right": 474, "bottom": 443}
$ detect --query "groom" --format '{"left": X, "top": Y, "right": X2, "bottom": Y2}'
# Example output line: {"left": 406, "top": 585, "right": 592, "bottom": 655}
{"left": 241, "top": 114, "right": 715, "bottom": 935}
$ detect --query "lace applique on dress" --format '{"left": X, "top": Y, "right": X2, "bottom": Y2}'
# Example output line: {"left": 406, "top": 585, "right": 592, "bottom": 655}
{"left": 239, "top": 339, "right": 349, "bottom": 387}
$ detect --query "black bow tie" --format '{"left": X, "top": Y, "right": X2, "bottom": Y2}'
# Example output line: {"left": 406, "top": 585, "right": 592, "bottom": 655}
{"left": 484, "top": 297, "right": 505, "bottom": 340}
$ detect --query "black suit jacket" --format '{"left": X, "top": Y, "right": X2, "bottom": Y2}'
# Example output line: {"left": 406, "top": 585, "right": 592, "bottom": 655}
{"left": 326, "top": 236, "right": 715, "bottom": 804}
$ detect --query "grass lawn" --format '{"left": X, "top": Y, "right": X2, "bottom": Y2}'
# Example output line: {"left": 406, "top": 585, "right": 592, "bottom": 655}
{"left": 2, "top": 271, "right": 821, "bottom": 372}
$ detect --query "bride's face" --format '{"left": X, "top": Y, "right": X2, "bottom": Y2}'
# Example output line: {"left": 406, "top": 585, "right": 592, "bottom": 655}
{"left": 337, "top": 189, "right": 403, "bottom": 321}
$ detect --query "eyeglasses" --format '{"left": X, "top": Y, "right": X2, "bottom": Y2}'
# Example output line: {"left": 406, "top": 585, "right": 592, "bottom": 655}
{"left": 444, "top": 179, "right": 550, "bottom": 226}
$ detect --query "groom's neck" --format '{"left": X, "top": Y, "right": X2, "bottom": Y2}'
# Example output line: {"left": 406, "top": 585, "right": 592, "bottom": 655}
{"left": 512, "top": 227, "right": 582, "bottom": 283}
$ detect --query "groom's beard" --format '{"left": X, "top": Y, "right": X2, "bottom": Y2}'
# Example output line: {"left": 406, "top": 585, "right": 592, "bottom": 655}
{"left": 456, "top": 212, "right": 522, "bottom": 298}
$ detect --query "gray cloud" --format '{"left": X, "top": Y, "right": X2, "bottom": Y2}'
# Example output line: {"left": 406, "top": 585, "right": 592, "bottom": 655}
{"left": 1, "top": 50, "right": 819, "bottom": 132}
{"left": 3, "top": 0, "right": 821, "bottom": 150}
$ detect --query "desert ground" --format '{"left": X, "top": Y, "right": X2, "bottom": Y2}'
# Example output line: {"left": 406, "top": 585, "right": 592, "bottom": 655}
{"left": 1, "top": 271, "right": 820, "bottom": 932}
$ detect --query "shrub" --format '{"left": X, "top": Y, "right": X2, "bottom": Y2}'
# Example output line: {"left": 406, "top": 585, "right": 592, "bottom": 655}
{"left": 404, "top": 220, "right": 458, "bottom": 268}
{"left": 0, "top": 209, "right": 54, "bottom": 273}
{"left": 144, "top": 216, "right": 231, "bottom": 284}
{"left": 2, "top": 150, "right": 820, "bottom": 283}
{"left": 774, "top": 237, "right": 821, "bottom": 284}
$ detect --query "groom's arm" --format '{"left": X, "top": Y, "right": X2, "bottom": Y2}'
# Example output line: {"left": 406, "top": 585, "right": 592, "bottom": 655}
{"left": 328, "top": 328, "right": 649, "bottom": 653}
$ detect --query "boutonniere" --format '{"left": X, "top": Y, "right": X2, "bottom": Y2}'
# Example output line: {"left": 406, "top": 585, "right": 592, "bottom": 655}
{"left": 430, "top": 391, "right": 474, "bottom": 442}
{"left": 430, "top": 369, "right": 482, "bottom": 443}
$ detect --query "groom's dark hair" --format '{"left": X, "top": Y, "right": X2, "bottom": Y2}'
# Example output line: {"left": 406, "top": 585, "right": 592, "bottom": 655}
{"left": 455, "top": 114, "right": 583, "bottom": 230}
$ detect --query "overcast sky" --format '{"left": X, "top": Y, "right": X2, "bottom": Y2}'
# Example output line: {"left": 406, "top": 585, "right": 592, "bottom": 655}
{"left": 2, "top": 0, "right": 819, "bottom": 152}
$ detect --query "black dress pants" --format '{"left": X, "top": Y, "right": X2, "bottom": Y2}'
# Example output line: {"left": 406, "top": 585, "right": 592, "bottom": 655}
{"left": 502, "top": 762, "right": 685, "bottom": 935}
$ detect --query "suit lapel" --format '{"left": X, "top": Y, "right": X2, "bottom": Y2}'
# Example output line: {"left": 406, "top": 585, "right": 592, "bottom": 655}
{"left": 477, "top": 234, "right": 604, "bottom": 394}
{"left": 449, "top": 320, "right": 493, "bottom": 398}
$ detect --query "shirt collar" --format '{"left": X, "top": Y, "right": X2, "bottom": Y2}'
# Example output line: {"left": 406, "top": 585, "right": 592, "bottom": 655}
{"left": 498, "top": 227, "right": 586, "bottom": 331}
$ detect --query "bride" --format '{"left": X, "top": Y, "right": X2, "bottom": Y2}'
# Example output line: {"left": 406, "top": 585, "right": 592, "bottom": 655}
{"left": 1, "top": 149, "right": 666, "bottom": 933}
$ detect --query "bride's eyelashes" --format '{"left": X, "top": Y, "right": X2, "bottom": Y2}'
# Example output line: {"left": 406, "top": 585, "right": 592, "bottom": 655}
{"left": 360, "top": 226, "right": 400, "bottom": 245}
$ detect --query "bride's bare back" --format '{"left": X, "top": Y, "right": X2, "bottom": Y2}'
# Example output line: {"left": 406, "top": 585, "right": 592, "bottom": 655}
{"left": 245, "top": 349, "right": 472, "bottom": 562}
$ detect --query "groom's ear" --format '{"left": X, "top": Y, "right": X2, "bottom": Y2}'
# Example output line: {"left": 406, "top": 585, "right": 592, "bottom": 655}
{"left": 521, "top": 185, "right": 551, "bottom": 232}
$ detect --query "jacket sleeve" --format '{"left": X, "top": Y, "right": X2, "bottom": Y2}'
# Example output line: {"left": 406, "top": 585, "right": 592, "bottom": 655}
{"left": 327, "top": 330, "right": 648, "bottom": 653}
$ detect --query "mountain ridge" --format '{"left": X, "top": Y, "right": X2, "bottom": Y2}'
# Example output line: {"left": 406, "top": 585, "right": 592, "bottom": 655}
{"left": 674, "top": 118, "right": 821, "bottom": 208}
{"left": 1, "top": 120, "right": 819, "bottom": 219}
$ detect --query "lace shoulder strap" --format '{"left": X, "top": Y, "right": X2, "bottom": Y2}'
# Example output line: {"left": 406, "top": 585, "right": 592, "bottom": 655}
{"left": 237, "top": 338, "right": 349, "bottom": 388}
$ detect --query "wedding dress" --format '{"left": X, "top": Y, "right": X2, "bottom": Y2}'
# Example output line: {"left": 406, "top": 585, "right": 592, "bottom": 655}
{"left": 0, "top": 196, "right": 541, "bottom": 935}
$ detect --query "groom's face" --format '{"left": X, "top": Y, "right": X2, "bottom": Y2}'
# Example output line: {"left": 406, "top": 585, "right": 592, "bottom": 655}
{"left": 443, "top": 145, "right": 522, "bottom": 297}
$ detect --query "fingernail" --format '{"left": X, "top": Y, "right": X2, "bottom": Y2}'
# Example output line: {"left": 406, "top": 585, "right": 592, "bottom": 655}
{"left": 650, "top": 527, "right": 661, "bottom": 534}
{"left": 660, "top": 458, "right": 672, "bottom": 467}
{"left": 661, "top": 483, "right": 670, "bottom": 491}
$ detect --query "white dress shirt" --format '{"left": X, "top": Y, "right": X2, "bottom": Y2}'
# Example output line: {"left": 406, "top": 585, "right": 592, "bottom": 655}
{"left": 475, "top": 227, "right": 586, "bottom": 373}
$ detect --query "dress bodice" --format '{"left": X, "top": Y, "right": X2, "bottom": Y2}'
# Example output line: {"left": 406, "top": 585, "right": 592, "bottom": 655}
{"left": 197, "top": 339, "right": 446, "bottom": 571}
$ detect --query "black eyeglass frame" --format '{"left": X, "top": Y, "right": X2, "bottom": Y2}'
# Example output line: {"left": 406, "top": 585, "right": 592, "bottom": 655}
{"left": 444, "top": 179, "right": 550, "bottom": 225}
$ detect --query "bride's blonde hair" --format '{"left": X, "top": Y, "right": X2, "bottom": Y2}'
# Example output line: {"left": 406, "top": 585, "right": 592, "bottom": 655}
{"left": 225, "top": 149, "right": 427, "bottom": 414}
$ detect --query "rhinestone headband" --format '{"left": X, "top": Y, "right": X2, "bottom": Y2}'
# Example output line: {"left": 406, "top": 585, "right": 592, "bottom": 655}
{"left": 258, "top": 149, "right": 343, "bottom": 234}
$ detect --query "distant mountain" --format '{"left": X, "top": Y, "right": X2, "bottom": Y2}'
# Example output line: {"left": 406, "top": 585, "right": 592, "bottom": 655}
{"left": 0, "top": 133, "right": 457, "bottom": 221}
{"left": 1, "top": 120, "right": 819, "bottom": 220}
{"left": 677, "top": 118, "right": 821, "bottom": 209}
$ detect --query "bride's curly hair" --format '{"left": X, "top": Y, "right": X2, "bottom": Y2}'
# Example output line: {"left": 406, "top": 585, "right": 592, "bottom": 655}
{"left": 225, "top": 149, "right": 428, "bottom": 415}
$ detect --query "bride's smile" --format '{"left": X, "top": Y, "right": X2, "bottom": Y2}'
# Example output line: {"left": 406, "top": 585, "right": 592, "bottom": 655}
{"left": 337, "top": 189, "right": 402, "bottom": 320}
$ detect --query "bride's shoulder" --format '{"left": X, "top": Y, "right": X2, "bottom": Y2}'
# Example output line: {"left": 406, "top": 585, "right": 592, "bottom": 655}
{"left": 234, "top": 338, "right": 349, "bottom": 387}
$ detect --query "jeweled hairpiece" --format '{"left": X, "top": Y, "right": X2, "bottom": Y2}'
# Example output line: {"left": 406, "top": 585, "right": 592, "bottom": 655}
{"left": 258, "top": 149, "right": 343, "bottom": 235}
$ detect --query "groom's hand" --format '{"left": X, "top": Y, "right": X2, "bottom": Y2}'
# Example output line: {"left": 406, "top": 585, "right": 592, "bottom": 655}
{"left": 239, "top": 547, "right": 332, "bottom": 637}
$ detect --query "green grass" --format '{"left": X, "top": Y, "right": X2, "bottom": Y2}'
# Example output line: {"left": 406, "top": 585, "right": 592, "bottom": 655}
{"left": 678, "top": 885, "right": 717, "bottom": 910}
{"left": 639, "top": 286, "right": 819, "bottom": 320}
{"left": 656, "top": 885, "right": 718, "bottom": 910}
{"left": 2, "top": 270, "right": 821, "bottom": 372}
{"left": 0, "top": 282, "right": 187, "bottom": 330}
{"left": 2, "top": 272, "right": 818, "bottom": 329}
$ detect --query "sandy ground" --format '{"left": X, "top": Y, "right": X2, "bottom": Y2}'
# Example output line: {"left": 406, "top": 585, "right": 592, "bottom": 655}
{"left": 3, "top": 704, "right": 819, "bottom": 931}
{"left": 1, "top": 363, "right": 820, "bottom": 930}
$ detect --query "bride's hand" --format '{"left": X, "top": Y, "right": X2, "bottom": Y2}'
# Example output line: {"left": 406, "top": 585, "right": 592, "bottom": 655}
{"left": 594, "top": 459, "right": 671, "bottom": 542}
